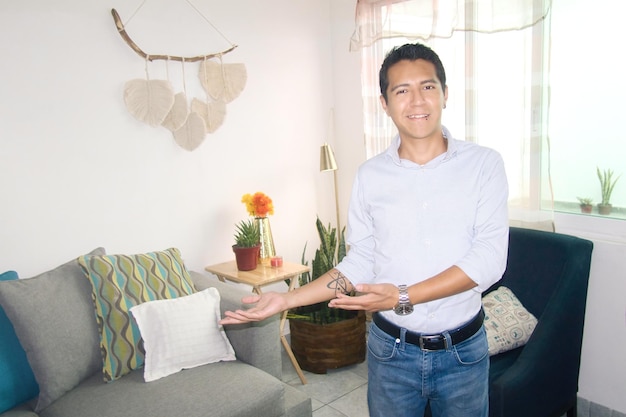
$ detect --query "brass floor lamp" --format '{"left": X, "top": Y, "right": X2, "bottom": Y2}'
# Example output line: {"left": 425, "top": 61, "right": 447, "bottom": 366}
{"left": 320, "top": 143, "right": 341, "bottom": 233}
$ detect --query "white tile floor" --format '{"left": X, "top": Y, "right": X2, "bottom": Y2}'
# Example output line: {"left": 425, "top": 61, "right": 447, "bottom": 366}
{"left": 281, "top": 335, "right": 370, "bottom": 417}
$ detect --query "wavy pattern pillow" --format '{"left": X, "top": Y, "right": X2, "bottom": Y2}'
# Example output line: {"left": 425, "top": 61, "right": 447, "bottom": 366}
{"left": 0, "top": 270, "right": 39, "bottom": 413}
{"left": 483, "top": 286, "right": 538, "bottom": 356}
{"left": 78, "top": 248, "right": 196, "bottom": 382}
{"left": 130, "top": 288, "right": 236, "bottom": 382}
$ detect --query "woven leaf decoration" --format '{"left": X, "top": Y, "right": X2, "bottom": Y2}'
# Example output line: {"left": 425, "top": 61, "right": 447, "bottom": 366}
{"left": 173, "top": 112, "right": 206, "bottom": 151}
{"left": 124, "top": 79, "right": 175, "bottom": 126}
{"left": 191, "top": 98, "right": 227, "bottom": 133}
{"left": 161, "top": 92, "right": 188, "bottom": 132}
{"left": 199, "top": 61, "right": 247, "bottom": 103}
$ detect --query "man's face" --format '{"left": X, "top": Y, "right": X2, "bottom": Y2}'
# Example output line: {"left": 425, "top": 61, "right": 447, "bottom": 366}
{"left": 380, "top": 59, "right": 448, "bottom": 143}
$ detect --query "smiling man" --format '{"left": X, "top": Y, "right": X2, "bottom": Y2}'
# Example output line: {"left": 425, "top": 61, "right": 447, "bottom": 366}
{"left": 221, "top": 43, "right": 509, "bottom": 417}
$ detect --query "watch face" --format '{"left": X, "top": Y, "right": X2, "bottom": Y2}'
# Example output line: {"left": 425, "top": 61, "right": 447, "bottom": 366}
{"left": 394, "top": 304, "right": 414, "bottom": 315}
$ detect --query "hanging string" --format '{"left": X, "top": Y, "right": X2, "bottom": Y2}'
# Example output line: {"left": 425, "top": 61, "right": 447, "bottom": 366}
{"left": 203, "top": 56, "right": 211, "bottom": 103}
{"left": 181, "top": 58, "right": 188, "bottom": 97}
{"left": 218, "top": 55, "right": 227, "bottom": 100}
{"left": 123, "top": 0, "right": 149, "bottom": 26}
{"left": 184, "top": 0, "right": 236, "bottom": 47}
{"left": 144, "top": 56, "right": 150, "bottom": 80}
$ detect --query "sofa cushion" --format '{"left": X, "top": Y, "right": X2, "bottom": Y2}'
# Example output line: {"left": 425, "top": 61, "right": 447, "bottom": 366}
{"left": 38, "top": 362, "right": 286, "bottom": 417}
{"left": 0, "top": 271, "right": 39, "bottom": 413}
{"left": 483, "top": 286, "right": 538, "bottom": 356}
{"left": 0, "top": 250, "right": 105, "bottom": 412}
{"left": 78, "top": 248, "right": 196, "bottom": 382}
{"left": 129, "top": 288, "right": 235, "bottom": 382}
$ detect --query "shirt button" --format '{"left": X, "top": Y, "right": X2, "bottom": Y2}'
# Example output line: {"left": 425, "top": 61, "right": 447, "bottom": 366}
{"left": 428, "top": 314, "right": 435, "bottom": 319}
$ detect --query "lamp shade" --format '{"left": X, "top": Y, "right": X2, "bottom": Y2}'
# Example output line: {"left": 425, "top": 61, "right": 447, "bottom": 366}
{"left": 320, "top": 143, "right": 338, "bottom": 172}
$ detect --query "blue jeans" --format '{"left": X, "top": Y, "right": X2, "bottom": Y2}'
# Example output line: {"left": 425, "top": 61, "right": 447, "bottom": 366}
{"left": 367, "top": 321, "right": 489, "bottom": 417}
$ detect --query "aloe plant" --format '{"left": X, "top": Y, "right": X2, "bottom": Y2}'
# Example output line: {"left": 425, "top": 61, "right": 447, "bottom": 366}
{"left": 597, "top": 167, "right": 621, "bottom": 206}
{"left": 233, "top": 219, "right": 260, "bottom": 248}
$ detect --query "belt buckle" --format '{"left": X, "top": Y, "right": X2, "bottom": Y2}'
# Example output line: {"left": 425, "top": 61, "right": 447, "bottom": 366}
{"left": 418, "top": 334, "right": 447, "bottom": 351}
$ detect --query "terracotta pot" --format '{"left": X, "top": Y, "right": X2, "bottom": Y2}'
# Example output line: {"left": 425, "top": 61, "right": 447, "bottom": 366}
{"left": 580, "top": 204, "right": 593, "bottom": 214}
{"left": 597, "top": 204, "right": 612, "bottom": 215}
{"left": 289, "top": 310, "right": 366, "bottom": 374}
{"left": 232, "top": 245, "right": 260, "bottom": 271}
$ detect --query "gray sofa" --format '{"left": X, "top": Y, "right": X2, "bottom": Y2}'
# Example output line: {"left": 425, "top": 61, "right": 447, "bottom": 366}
{"left": 0, "top": 259, "right": 311, "bottom": 417}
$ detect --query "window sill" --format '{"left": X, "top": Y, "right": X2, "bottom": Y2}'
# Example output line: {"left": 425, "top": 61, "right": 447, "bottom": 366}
{"left": 553, "top": 202, "right": 626, "bottom": 244}
{"left": 553, "top": 201, "right": 626, "bottom": 220}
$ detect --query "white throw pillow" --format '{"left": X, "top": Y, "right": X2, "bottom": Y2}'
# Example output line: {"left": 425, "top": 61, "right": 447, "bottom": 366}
{"left": 130, "top": 288, "right": 236, "bottom": 382}
{"left": 482, "top": 286, "right": 538, "bottom": 356}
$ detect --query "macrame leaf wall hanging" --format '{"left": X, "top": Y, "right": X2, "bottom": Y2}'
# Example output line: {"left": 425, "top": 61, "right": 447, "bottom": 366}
{"left": 161, "top": 92, "right": 189, "bottom": 132}
{"left": 199, "top": 61, "right": 247, "bottom": 103}
{"left": 173, "top": 111, "right": 206, "bottom": 151}
{"left": 112, "top": 3, "right": 246, "bottom": 151}
{"left": 191, "top": 97, "right": 227, "bottom": 134}
{"left": 124, "top": 79, "right": 175, "bottom": 127}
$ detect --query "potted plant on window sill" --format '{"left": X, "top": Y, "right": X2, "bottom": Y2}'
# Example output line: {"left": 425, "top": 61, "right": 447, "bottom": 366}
{"left": 287, "top": 217, "right": 366, "bottom": 374}
{"left": 576, "top": 197, "right": 593, "bottom": 214}
{"left": 232, "top": 219, "right": 260, "bottom": 271}
{"left": 597, "top": 167, "right": 621, "bottom": 215}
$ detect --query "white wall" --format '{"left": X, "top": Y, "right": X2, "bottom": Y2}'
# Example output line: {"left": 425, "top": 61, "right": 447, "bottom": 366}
{"left": 556, "top": 214, "right": 626, "bottom": 414}
{"left": 0, "top": 0, "right": 358, "bottom": 289}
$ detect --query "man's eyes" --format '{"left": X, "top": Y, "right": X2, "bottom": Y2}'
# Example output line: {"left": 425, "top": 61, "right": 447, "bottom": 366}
{"left": 393, "top": 85, "right": 437, "bottom": 95}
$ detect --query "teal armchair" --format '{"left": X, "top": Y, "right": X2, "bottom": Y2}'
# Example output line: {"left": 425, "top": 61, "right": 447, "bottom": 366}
{"left": 487, "top": 227, "right": 593, "bottom": 417}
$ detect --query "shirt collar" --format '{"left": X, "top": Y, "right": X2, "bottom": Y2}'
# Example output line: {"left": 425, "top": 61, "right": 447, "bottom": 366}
{"left": 386, "top": 125, "right": 458, "bottom": 167}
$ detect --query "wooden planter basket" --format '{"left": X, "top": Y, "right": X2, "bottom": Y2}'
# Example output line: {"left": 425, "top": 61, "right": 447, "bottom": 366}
{"left": 289, "top": 310, "right": 366, "bottom": 374}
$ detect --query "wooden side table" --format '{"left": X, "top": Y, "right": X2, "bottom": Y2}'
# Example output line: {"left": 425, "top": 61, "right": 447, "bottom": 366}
{"left": 205, "top": 260, "right": 310, "bottom": 384}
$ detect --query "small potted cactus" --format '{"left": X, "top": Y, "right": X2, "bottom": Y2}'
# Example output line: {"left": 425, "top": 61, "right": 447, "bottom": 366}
{"left": 576, "top": 197, "right": 593, "bottom": 214}
{"left": 232, "top": 219, "right": 260, "bottom": 271}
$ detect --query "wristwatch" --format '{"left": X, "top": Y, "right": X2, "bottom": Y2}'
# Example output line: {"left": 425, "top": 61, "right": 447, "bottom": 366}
{"left": 394, "top": 284, "right": 414, "bottom": 315}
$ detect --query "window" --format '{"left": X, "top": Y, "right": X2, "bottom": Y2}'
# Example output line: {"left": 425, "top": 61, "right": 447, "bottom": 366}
{"left": 548, "top": 0, "right": 626, "bottom": 220}
{"left": 353, "top": 0, "right": 625, "bottom": 227}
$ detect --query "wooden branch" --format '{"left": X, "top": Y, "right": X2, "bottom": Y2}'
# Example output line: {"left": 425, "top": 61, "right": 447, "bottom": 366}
{"left": 111, "top": 8, "right": 237, "bottom": 62}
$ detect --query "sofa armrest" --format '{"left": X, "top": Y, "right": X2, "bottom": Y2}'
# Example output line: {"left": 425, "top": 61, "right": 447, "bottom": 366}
{"left": 190, "top": 272, "right": 282, "bottom": 380}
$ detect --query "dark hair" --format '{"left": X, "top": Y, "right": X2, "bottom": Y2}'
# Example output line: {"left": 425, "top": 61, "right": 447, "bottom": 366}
{"left": 379, "top": 43, "right": 447, "bottom": 102}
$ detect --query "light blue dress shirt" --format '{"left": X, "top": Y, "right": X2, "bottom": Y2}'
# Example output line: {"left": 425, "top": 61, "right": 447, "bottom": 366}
{"left": 336, "top": 127, "right": 509, "bottom": 333}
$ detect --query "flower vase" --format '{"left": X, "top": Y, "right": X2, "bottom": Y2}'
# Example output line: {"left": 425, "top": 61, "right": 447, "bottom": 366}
{"left": 255, "top": 217, "right": 276, "bottom": 263}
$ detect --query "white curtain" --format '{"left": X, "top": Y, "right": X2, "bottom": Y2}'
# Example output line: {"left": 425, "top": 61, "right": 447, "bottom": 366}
{"left": 350, "top": 0, "right": 552, "bottom": 50}
{"left": 351, "top": 0, "right": 554, "bottom": 231}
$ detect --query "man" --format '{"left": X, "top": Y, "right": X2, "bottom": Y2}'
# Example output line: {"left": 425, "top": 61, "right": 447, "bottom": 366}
{"left": 221, "top": 43, "right": 509, "bottom": 417}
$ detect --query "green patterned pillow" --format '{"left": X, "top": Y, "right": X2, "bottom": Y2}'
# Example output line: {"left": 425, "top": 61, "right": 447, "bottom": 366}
{"left": 78, "top": 248, "right": 196, "bottom": 382}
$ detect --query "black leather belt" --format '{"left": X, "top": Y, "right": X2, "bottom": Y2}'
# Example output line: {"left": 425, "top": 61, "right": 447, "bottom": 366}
{"left": 372, "top": 309, "right": 485, "bottom": 351}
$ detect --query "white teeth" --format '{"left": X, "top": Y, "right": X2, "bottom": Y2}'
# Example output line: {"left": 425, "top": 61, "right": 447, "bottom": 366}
{"left": 408, "top": 114, "right": 428, "bottom": 119}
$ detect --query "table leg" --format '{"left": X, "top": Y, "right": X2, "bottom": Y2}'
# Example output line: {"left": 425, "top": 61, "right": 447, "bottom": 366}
{"left": 279, "top": 309, "right": 307, "bottom": 384}
{"left": 279, "top": 276, "right": 307, "bottom": 384}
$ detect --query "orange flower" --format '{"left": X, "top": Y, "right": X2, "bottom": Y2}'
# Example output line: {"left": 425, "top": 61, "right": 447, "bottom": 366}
{"left": 241, "top": 192, "right": 274, "bottom": 217}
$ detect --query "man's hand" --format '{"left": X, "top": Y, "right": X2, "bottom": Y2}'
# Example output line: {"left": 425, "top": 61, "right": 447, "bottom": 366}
{"left": 219, "top": 292, "right": 288, "bottom": 325}
{"left": 328, "top": 283, "right": 398, "bottom": 312}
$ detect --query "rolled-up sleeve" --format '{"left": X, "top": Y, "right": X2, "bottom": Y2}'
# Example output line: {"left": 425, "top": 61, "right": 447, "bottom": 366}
{"left": 455, "top": 150, "right": 509, "bottom": 292}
